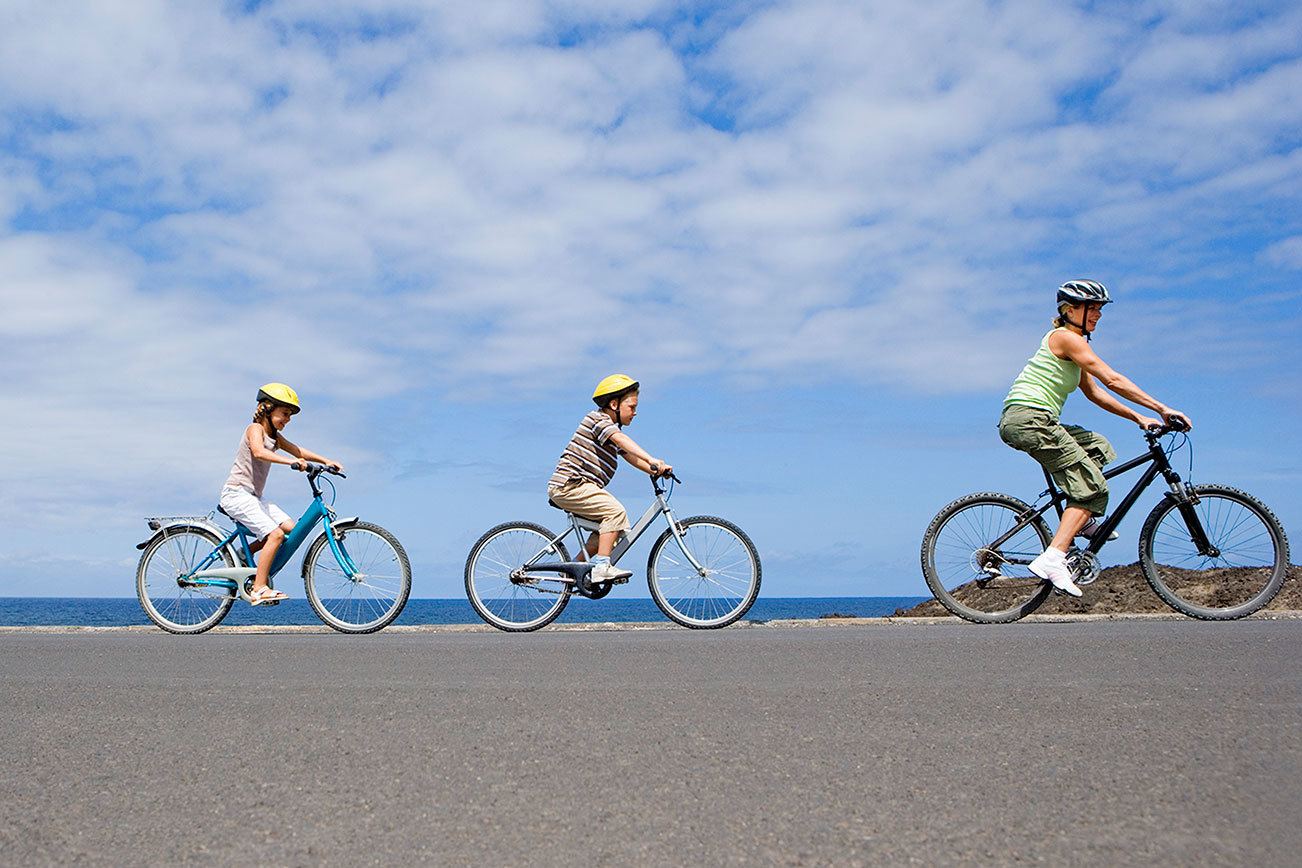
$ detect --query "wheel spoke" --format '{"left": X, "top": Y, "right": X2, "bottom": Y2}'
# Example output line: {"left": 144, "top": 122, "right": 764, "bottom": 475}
{"left": 1142, "top": 489, "right": 1284, "bottom": 618}
{"left": 650, "top": 520, "right": 759, "bottom": 628}
{"left": 305, "top": 524, "right": 410, "bottom": 632}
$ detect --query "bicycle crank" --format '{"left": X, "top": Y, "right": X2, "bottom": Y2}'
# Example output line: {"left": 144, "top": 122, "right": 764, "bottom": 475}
{"left": 1065, "top": 549, "right": 1102, "bottom": 585}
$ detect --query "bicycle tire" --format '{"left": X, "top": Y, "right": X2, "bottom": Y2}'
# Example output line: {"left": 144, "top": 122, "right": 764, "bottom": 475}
{"left": 303, "top": 520, "right": 412, "bottom": 634}
{"left": 1139, "top": 484, "right": 1290, "bottom": 620}
{"left": 465, "top": 522, "right": 572, "bottom": 632}
{"left": 646, "top": 516, "right": 761, "bottom": 629}
{"left": 136, "top": 525, "right": 236, "bottom": 635}
{"left": 920, "top": 492, "right": 1053, "bottom": 624}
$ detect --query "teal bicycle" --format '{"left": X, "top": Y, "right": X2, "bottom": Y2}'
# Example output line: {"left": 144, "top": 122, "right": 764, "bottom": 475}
{"left": 135, "top": 464, "right": 411, "bottom": 634}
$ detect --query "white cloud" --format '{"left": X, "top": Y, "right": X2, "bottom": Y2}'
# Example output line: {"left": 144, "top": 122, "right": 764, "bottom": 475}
{"left": 1262, "top": 236, "right": 1302, "bottom": 269}
{"left": 1, "top": 0, "right": 1300, "bottom": 546}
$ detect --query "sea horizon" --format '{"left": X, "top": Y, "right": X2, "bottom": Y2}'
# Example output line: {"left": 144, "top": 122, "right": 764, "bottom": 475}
{"left": 0, "top": 596, "right": 928, "bottom": 627}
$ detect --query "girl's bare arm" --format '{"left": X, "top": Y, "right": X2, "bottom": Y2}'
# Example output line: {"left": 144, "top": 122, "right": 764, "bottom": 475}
{"left": 246, "top": 425, "right": 299, "bottom": 467}
{"left": 275, "top": 434, "right": 343, "bottom": 470}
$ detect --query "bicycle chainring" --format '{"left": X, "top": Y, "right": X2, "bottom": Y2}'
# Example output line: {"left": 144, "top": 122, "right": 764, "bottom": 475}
{"left": 1065, "top": 549, "right": 1101, "bottom": 585}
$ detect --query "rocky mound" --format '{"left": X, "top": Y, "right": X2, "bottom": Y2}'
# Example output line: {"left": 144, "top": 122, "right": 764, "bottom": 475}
{"left": 896, "top": 563, "right": 1302, "bottom": 617}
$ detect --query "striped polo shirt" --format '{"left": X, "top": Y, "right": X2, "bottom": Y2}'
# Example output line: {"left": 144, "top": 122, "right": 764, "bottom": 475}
{"left": 548, "top": 410, "right": 621, "bottom": 491}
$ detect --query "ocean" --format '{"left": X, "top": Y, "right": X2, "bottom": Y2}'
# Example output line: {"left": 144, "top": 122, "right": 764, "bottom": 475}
{"left": 0, "top": 596, "right": 926, "bottom": 628}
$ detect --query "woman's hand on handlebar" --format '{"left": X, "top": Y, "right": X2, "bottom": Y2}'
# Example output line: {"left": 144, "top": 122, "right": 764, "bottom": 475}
{"left": 1161, "top": 409, "right": 1192, "bottom": 432}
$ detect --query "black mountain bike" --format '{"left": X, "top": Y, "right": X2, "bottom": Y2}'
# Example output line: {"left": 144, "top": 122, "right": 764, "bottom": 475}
{"left": 921, "top": 421, "right": 1290, "bottom": 623}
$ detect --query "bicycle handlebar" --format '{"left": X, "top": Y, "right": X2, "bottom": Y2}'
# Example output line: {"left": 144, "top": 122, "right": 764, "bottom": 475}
{"left": 1145, "top": 418, "right": 1189, "bottom": 437}
{"left": 300, "top": 462, "right": 346, "bottom": 479}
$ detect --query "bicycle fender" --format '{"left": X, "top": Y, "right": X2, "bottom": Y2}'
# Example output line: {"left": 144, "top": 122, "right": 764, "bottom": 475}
{"left": 135, "top": 521, "right": 241, "bottom": 566}
{"left": 136, "top": 521, "right": 218, "bottom": 550}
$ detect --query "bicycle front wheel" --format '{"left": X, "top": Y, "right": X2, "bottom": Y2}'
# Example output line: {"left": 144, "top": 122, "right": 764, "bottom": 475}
{"left": 465, "top": 522, "right": 572, "bottom": 632}
{"left": 303, "top": 520, "right": 412, "bottom": 634}
{"left": 1139, "top": 484, "right": 1289, "bottom": 620}
{"left": 921, "top": 493, "right": 1053, "bottom": 624}
{"left": 136, "top": 526, "right": 236, "bottom": 634}
{"left": 647, "top": 516, "right": 761, "bottom": 629}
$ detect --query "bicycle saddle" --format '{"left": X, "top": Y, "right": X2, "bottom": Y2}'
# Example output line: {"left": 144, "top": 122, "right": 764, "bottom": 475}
{"left": 217, "top": 504, "right": 232, "bottom": 519}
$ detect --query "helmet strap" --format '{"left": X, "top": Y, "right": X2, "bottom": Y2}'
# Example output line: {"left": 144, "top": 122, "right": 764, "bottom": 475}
{"left": 1066, "top": 306, "right": 1092, "bottom": 342}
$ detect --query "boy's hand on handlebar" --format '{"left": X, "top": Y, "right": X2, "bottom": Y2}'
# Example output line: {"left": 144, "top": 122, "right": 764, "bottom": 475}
{"left": 648, "top": 460, "right": 673, "bottom": 478}
{"left": 1136, "top": 414, "right": 1163, "bottom": 431}
{"left": 291, "top": 460, "right": 309, "bottom": 472}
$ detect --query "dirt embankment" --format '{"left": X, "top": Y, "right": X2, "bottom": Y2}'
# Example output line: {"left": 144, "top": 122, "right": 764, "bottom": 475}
{"left": 895, "top": 563, "right": 1302, "bottom": 617}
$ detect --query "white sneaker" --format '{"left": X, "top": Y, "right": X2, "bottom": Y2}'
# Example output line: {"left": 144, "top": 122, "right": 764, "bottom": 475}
{"left": 590, "top": 562, "right": 633, "bottom": 583}
{"left": 1077, "top": 518, "right": 1119, "bottom": 542}
{"left": 1028, "top": 548, "right": 1083, "bottom": 597}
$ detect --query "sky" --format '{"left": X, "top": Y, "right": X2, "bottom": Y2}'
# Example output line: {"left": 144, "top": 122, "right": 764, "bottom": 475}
{"left": 2, "top": 0, "right": 1300, "bottom": 599}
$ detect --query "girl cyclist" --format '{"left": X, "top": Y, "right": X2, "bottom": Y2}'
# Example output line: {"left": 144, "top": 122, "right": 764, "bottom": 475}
{"left": 999, "top": 281, "right": 1192, "bottom": 597}
{"left": 219, "top": 383, "right": 344, "bottom": 605}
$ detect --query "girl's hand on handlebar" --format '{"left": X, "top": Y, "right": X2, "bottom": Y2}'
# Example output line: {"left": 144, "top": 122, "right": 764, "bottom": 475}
{"left": 291, "top": 460, "right": 309, "bottom": 472}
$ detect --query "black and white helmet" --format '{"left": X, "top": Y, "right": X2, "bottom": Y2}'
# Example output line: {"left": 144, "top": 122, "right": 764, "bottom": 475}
{"left": 1057, "top": 279, "right": 1111, "bottom": 306}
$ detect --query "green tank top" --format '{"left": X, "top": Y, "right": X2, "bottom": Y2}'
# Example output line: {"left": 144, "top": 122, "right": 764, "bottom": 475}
{"left": 1004, "top": 329, "right": 1080, "bottom": 416}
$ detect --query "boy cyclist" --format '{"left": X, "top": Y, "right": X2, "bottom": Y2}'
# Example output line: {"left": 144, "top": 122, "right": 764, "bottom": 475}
{"left": 547, "top": 375, "right": 673, "bottom": 583}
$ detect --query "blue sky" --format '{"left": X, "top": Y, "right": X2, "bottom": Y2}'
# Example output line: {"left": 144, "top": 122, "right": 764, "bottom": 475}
{"left": 2, "top": 0, "right": 1299, "bottom": 598}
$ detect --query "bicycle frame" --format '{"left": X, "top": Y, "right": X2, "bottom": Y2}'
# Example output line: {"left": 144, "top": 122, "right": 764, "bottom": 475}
{"left": 988, "top": 428, "right": 1212, "bottom": 561}
{"left": 181, "top": 474, "right": 360, "bottom": 595}
{"left": 521, "top": 476, "right": 708, "bottom": 582}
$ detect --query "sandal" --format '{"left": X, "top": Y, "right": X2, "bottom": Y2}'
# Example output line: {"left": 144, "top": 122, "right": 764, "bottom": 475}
{"left": 248, "top": 587, "right": 289, "bottom": 606}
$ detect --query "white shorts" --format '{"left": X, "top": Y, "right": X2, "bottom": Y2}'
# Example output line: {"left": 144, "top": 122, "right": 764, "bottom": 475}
{"left": 219, "top": 486, "right": 292, "bottom": 540}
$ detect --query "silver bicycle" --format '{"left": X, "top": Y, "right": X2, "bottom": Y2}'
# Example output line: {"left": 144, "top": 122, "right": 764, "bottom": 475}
{"left": 465, "top": 473, "right": 761, "bottom": 632}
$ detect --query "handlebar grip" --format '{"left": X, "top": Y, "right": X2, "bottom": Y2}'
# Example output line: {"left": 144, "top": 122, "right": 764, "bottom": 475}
{"left": 1167, "top": 417, "right": 1189, "bottom": 433}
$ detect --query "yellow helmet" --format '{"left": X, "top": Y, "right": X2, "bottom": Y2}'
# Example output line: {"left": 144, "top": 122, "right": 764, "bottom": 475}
{"left": 257, "top": 382, "right": 301, "bottom": 414}
{"left": 592, "top": 374, "right": 638, "bottom": 406}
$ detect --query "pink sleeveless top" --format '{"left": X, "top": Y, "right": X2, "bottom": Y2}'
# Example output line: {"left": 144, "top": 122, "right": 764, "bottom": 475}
{"left": 224, "top": 427, "right": 278, "bottom": 497}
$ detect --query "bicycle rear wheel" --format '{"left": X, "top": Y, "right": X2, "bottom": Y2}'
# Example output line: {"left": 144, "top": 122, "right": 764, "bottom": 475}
{"left": 1139, "top": 484, "right": 1289, "bottom": 620}
{"left": 647, "top": 516, "right": 761, "bottom": 629}
{"left": 921, "top": 493, "right": 1053, "bottom": 624}
{"left": 303, "top": 520, "right": 412, "bottom": 634}
{"left": 465, "top": 522, "right": 572, "bottom": 632}
{"left": 136, "top": 526, "right": 236, "bottom": 634}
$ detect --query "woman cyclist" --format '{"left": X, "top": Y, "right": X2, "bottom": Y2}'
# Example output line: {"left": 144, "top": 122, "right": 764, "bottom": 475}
{"left": 999, "top": 281, "right": 1192, "bottom": 597}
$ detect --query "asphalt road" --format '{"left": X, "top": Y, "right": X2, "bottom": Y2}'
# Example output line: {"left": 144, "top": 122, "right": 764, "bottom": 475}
{"left": 1, "top": 621, "right": 1299, "bottom": 865}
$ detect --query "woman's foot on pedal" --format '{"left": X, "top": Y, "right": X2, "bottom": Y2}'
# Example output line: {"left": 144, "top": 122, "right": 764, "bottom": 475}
{"left": 1028, "top": 548, "right": 1083, "bottom": 597}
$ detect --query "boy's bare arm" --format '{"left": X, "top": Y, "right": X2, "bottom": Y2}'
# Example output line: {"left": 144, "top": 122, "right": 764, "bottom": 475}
{"left": 609, "top": 431, "right": 667, "bottom": 475}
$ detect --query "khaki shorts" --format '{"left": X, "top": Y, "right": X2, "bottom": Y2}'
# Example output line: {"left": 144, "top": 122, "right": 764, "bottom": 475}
{"left": 547, "top": 480, "right": 630, "bottom": 535}
{"left": 998, "top": 405, "right": 1116, "bottom": 516}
